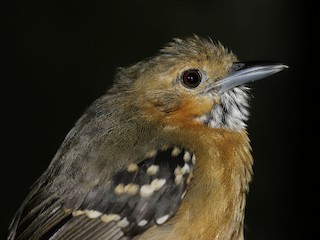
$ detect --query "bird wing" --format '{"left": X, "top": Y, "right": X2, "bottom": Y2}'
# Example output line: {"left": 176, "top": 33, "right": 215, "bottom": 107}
{"left": 9, "top": 146, "right": 195, "bottom": 240}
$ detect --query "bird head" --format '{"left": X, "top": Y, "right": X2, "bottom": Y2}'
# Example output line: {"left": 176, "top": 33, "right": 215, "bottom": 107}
{"left": 112, "top": 36, "right": 287, "bottom": 132}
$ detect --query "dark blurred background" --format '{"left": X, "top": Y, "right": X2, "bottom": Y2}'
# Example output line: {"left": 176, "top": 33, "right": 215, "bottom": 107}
{"left": 2, "top": 0, "right": 309, "bottom": 239}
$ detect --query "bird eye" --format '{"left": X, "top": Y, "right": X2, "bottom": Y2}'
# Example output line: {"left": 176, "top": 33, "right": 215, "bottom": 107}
{"left": 181, "top": 69, "right": 202, "bottom": 88}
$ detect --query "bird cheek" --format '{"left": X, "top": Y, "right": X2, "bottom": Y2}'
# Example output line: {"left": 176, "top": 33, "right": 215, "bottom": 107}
{"left": 137, "top": 91, "right": 182, "bottom": 123}
{"left": 164, "top": 96, "right": 216, "bottom": 126}
{"left": 183, "top": 97, "right": 214, "bottom": 116}
{"left": 147, "top": 93, "right": 182, "bottom": 114}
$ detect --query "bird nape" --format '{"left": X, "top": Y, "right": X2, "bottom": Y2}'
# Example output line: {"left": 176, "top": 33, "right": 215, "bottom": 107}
{"left": 8, "top": 36, "right": 287, "bottom": 240}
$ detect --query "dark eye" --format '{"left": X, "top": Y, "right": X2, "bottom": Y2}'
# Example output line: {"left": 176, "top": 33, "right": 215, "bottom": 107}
{"left": 181, "top": 69, "right": 202, "bottom": 88}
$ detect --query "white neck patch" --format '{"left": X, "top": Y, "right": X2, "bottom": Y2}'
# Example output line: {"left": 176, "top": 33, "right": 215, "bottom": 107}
{"left": 198, "top": 87, "right": 250, "bottom": 131}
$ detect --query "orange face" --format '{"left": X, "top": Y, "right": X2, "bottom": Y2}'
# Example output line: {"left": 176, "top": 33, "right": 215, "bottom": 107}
{"left": 129, "top": 40, "right": 236, "bottom": 131}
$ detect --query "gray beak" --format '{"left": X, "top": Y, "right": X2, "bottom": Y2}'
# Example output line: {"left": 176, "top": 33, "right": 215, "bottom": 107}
{"left": 215, "top": 61, "right": 288, "bottom": 93}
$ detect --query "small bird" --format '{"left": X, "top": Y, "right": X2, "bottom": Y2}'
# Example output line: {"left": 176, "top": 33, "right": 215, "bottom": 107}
{"left": 8, "top": 36, "right": 287, "bottom": 240}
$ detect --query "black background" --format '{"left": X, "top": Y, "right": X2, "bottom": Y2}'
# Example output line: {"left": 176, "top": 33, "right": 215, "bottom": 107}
{"left": 2, "top": 0, "right": 311, "bottom": 239}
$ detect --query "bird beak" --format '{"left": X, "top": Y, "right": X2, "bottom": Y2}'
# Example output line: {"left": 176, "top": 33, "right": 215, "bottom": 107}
{"left": 215, "top": 61, "right": 288, "bottom": 93}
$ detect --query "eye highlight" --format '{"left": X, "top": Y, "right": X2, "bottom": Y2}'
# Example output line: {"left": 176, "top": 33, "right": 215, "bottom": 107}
{"left": 181, "top": 69, "right": 202, "bottom": 88}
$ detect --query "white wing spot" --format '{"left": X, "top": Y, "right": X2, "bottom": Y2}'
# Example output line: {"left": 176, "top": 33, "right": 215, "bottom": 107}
{"left": 114, "top": 183, "right": 125, "bottom": 195}
{"left": 127, "top": 163, "right": 139, "bottom": 172}
{"left": 146, "top": 165, "right": 159, "bottom": 175}
{"left": 181, "top": 163, "right": 190, "bottom": 174}
{"left": 175, "top": 174, "right": 183, "bottom": 185}
{"left": 174, "top": 166, "right": 182, "bottom": 176}
{"left": 101, "top": 214, "right": 121, "bottom": 223}
{"left": 124, "top": 183, "right": 140, "bottom": 195}
{"left": 72, "top": 210, "right": 85, "bottom": 217}
{"left": 140, "top": 184, "right": 154, "bottom": 197}
{"left": 150, "top": 178, "right": 166, "bottom": 191}
{"left": 86, "top": 210, "right": 103, "bottom": 219}
{"left": 183, "top": 151, "right": 191, "bottom": 162}
{"left": 145, "top": 150, "right": 157, "bottom": 158}
{"left": 171, "top": 146, "right": 181, "bottom": 157}
{"left": 138, "top": 219, "right": 148, "bottom": 227}
{"left": 191, "top": 154, "right": 196, "bottom": 164}
{"left": 117, "top": 217, "right": 130, "bottom": 228}
{"left": 156, "top": 214, "right": 170, "bottom": 225}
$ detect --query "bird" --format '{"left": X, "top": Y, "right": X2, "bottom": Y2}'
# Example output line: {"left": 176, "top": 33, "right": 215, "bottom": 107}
{"left": 7, "top": 35, "right": 287, "bottom": 240}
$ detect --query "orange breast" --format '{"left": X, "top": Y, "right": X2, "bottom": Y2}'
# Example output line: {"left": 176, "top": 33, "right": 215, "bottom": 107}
{"left": 138, "top": 127, "right": 253, "bottom": 240}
